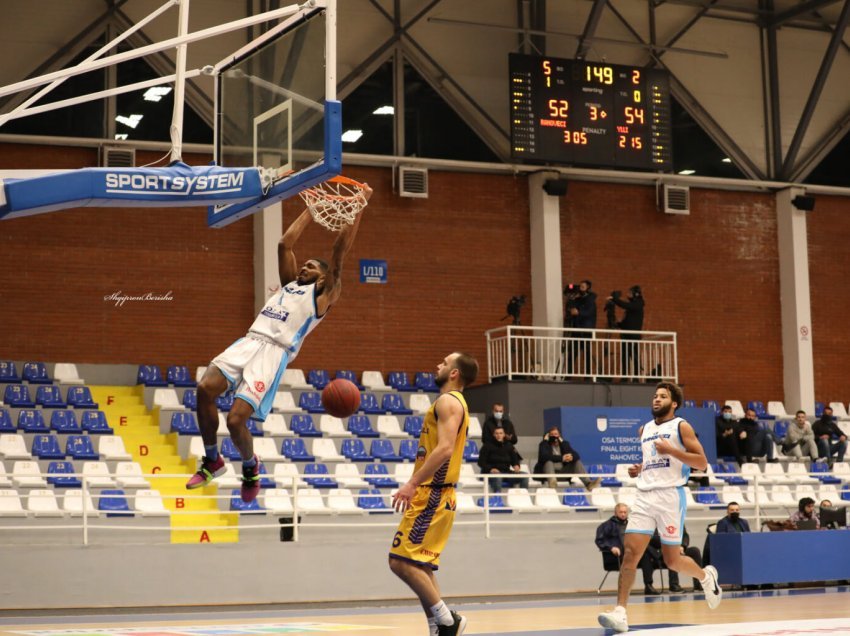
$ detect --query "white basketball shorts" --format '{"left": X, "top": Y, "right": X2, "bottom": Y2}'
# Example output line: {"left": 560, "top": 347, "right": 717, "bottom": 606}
{"left": 624, "top": 486, "right": 687, "bottom": 545}
{"left": 211, "top": 334, "right": 289, "bottom": 421}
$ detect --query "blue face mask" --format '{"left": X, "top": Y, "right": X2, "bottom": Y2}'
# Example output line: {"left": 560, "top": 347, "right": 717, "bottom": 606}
{"left": 722, "top": 412, "right": 732, "bottom": 421}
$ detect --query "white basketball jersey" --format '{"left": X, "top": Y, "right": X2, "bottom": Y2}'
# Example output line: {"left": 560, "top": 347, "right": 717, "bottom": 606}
{"left": 247, "top": 282, "right": 324, "bottom": 357}
{"left": 636, "top": 416, "right": 690, "bottom": 491}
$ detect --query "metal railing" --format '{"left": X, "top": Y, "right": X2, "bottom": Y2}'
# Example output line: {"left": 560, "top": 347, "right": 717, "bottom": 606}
{"left": 486, "top": 326, "right": 678, "bottom": 382}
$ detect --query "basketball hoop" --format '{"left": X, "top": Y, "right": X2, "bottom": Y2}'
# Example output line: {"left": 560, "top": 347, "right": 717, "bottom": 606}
{"left": 299, "top": 175, "right": 368, "bottom": 232}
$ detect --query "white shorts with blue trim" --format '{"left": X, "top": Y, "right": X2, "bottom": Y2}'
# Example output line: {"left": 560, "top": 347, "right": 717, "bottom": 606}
{"left": 625, "top": 486, "right": 687, "bottom": 545}
{"left": 211, "top": 335, "right": 289, "bottom": 422}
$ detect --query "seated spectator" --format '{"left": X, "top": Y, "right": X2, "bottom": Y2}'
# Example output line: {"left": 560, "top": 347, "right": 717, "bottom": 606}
{"left": 533, "top": 426, "right": 599, "bottom": 490}
{"left": 781, "top": 411, "right": 819, "bottom": 461}
{"left": 788, "top": 497, "right": 820, "bottom": 529}
{"left": 715, "top": 405, "right": 745, "bottom": 465}
{"left": 738, "top": 408, "right": 778, "bottom": 463}
{"left": 657, "top": 526, "right": 703, "bottom": 592}
{"left": 716, "top": 501, "right": 751, "bottom": 533}
{"left": 595, "top": 504, "right": 663, "bottom": 595}
{"left": 812, "top": 406, "right": 847, "bottom": 466}
{"left": 481, "top": 403, "right": 518, "bottom": 446}
{"left": 477, "top": 426, "right": 528, "bottom": 493}
{"left": 820, "top": 499, "right": 833, "bottom": 510}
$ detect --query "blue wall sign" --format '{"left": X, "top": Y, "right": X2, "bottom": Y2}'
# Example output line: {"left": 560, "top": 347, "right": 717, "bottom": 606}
{"left": 360, "top": 259, "right": 387, "bottom": 284}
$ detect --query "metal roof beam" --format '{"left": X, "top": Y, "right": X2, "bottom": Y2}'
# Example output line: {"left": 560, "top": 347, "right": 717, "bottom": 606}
{"left": 772, "top": 0, "right": 842, "bottom": 25}
{"left": 575, "top": 0, "right": 608, "bottom": 59}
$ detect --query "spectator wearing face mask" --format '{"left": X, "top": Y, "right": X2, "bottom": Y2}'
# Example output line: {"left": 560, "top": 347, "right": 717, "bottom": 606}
{"left": 482, "top": 403, "right": 518, "bottom": 446}
{"left": 715, "top": 405, "right": 746, "bottom": 465}
{"left": 716, "top": 502, "right": 750, "bottom": 533}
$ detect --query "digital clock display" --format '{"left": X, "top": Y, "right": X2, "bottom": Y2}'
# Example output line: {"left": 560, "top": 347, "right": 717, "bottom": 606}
{"left": 509, "top": 54, "right": 673, "bottom": 171}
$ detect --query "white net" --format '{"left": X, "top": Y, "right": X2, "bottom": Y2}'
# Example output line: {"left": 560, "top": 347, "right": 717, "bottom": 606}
{"left": 299, "top": 176, "right": 368, "bottom": 231}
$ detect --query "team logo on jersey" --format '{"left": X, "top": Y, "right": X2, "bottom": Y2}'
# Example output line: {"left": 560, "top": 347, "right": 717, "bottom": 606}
{"left": 417, "top": 446, "right": 427, "bottom": 459}
{"left": 254, "top": 381, "right": 265, "bottom": 393}
{"left": 665, "top": 524, "right": 676, "bottom": 535}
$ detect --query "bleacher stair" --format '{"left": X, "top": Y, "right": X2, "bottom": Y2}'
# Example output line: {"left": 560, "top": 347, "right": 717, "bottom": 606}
{"left": 89, "top": 386, "right": 238, "bottom": 543}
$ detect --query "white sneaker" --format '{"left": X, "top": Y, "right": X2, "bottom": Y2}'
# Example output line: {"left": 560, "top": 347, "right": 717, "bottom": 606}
{"left": 598, "top": 606, "right": 629, "bottom": 633}
{"left": 702, "top": 565, "right": 723, "bottom": 609}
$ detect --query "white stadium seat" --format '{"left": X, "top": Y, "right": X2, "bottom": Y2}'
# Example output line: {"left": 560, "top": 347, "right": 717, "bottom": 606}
{"left": 455, "top": 492, "right": 483, "bottom": 514}
{"left": 725, "top": 400, "right": 745, "bottom": 419}
{"left": 153, "top": 388, "right": 184, "bottom": 410}
{"left": 54, "top": 363, "right": 85, "bottom": 385}
{"left": 0, "top": 435, "right": 31, "bottom": 460}
{"left": 115, "top": 462, "right": 149, "bottom": 488}
{"left": 361, "top": 371, "right": 390, "bottom": 391}
{"left": 467, "top": 416, "right": 483, "bottom": 439}
{"left": 534, "top": 488, "right": 568, "bottom": 512}
{"left": 62, "top": 490, "right": 98, "bottom": 517}
{"left": 589, "top": 487, "right": 618, "bottom": 511}
{"left": 0, "top": 490, "right": 27, "bottom": 517}
{"left": 829, "top": 402, "right": 850, "bottom": 420}
{"left": 294, "top": 488, "right": 331, "bottom": 514}
{"left": 274, "top": 463, "right": 307, "bottom": 488}
{"left": 767, "top": 401, "right": 795, "bottom": 420}
{"left": 616, "top": 487, "right": 637, "bottom": 507}
{"left": 263, "top": 413, "right": 294, "bottom": 437}
{"left": 311, "top": 438, "right": 344, "bottom": 462}
{"left": 273, "top": 392, "right": 300, "bottom": 413}
{"left": 82, "top": 462, "right": 115, "bottom": 488}
{"left": 26, "top": 489, "right": 63, "bottom": 517}
{"left": 13, "top": 461, "right": 47, "bottom": 488}
{"left": 253, "top": 437, "right": 284, "bottom": 462}
{"left": 98, "top": 436, "right": 132, "bottom": 461}
{"left": 328, "top": 489, "right": 364, "bottom": 514}
{"left": 770, "top": 485, "right": 796, "bottom": 506}
{"left": 786, "top": 463, "right": 818, "bottom": 485}
{"left": 506, "top": 488, "right": 539, "bottom": 512}
{"left": 195, "top": 366, "right": 208, "bottom": 384}
{"left": 262, "top": 489, "right": 294, "bottom": 514}
{"left": 280, "top": 369, "right": 312, "bottom": 390}
{"left": 334, "top": 463, "right": 369, "bottom": 489}
{"left": 409, "top": 393, "right": 432, "bottom": 414}
{"left": 134, "top": 489, "right": 169, "bottom": 516}
{"left": 376, "top": 415, "right": 407, "bottom": 438}
{"left": 319, "top": 415, "right": 352, "bottom": 437}
{"left": 217, "top": 463, "right": 243, "bottom": 489}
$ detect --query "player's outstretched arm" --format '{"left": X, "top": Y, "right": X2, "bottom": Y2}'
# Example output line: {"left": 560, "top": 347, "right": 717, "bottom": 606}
{"left": 654, "top": 421, "right": 708, "bottom": 470}
{"left": 320, "top": 183, "right": 372, "bottom": 308}
{"left": 278, "top": 209, "right": 313, "bottom": 285}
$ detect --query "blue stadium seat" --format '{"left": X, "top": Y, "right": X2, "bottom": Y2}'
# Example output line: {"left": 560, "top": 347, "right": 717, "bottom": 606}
{"left": 281, "top": 438, "right": 315, "bottom": 461}
{"left": 357, "top": 488, "right": 392, "bottom": 513}
{"left": 170, "top": 412, "right": 199, "bottom": 436}
{"left": 748, "top": 401, "right": 774, "bottom": 420}
{"left": 364, "top": 464, "right": 399, "bottom": 488}
{"left": 230, "top": 489, "right": 265, "bottom": 513}
{"left": 258, "top": 463, "right": 275, "bottom": 488}
{"left": 387, "top": 372, "right": 415, "bottom": 392}
{"left": 712, "top": 463, "right": 747, "bottom": 485}
{"left": 0, "top": 361, "right": 21, "bottom": 383}
{"left": 18, "top": 409, "right": 48, "bottom": 433}
{"left": 22, "top": 362, "right": 51, "bottom": 384}
{"left": 414, "top": 372, "right": 439, "bottom": 393}
{"left": 166, "top": 365, "right": 196, "bottom": 387}
{"left": 304, "top": 463, "right": 338, "bottom": 488}
{"left": 340, "top": 438, "right": 370, "bottom": 461}
{"left": 370, "top": 439, "right": 402, "bottom": 462}
{"left": 246, "top": 418, "right": 264, "bottom": 437}
{"left": 589, "top": 464, "right": 622, "bottom": 488}
{"left": 382, "top": 393, "right": 412, "bottom": 415}
{"left": 80, "top": 410, "right": 113, "bottom": 434}
{"left": 182, "top": 389, "right": 197, "bottom": 410}
{"left": 36, "top": 385, "right": 66, "bottom": 408}
{"left": 694, "top": 487, "right": 725, "bottom": 508}
{"left": 67, "top": 386, "right": 98, "bottom": 409}
{"left": 477, "top": 495, "right": 512, "bottom": 512}
{"left": 842, "top": 487, "right": 850, "bottom": 503}
{"left": 347, "top": 415, "right": 379, "bottom": 438}
{"left": 359, "top": 393, "right": 383, "bottom": 414}
{"left": 463, "top": 440, "right": 480, "bottom": 462}
{"left": 290, "top": 414, "right": 322, "bottom": 437}
{"left": 0, "top": 409, "right": 15, "bottom": 433}
{"left": 32, "top": 434, "right": 65, "bottom": 459}
{"left": 98, "top": 489, "right": 133, "bottom": 517}
{"left": 403, "top": 415, "right": 423, "bottom": 438}
{"left": 683, "top": 400, "right": 696, "bottom": 408}
{"left": 335, "top": 370, "right": 363, "bottom": 389}
{"left": 307, "top": 370, "right": 331, "bottom": 390}
{"left": 298, "top": 391, "right": 326, "bottom": 414}
{"left": 47, "top": 461, "right": 81, "bottom": 488}
{"left": 66, "top": 435, "right": 99, "bottom": 460}
{"left": 137, "top": 365, "right": 167, "bottom": 387}
{"left": 4, "top": 385, "right": 35, "bottom": 408}
{"left": 811, "top": 462, "right": 842, "bottom": 484}
{"left": 815, "top": 402, "right": 825, "bottom": 418}
{"left": 221, "top": 438, "right": 242, "bottom": 460}
{"left": 216, "top": 393, "right": 234, "bottom": 412}
{"left": 702, "top": 400, "right": 721, "bottom": 415}
{"left": 398, "top": 439, "right": 418, "bottom": 461}
{"left": 50, "top": 410, "right": 81, "bottom": 434}
{"left": 562, "top": 488, "right": 597, "bottom": 511}
{"left": 773, "top": 420, "right": 789, "bottom": 440}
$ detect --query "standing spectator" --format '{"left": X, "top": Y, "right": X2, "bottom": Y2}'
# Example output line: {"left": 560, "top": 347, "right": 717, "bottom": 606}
{"left": 477, "top": 426, "right": 528, "bottom": 493}
{"left": 789, "top": 497, "right": 820, "bottom": 529}
{"left": 533, "top": 426, "right": 599, "bottom": 490}
{"left": 738, "top": 408, "right": 778, "bottom": 463}
{"left": 812, "top": 406, "right": 847, "bottom": 466}
{"left": 565, "top": 280, "right": 597, "bottom": 375}
{"left": 609, "top": 285, "right": 645, "bottom": 379}
{"left": 595, "top": 504, "right": 664, "bottom": 595}
{"left": 782, "top": 411, "right": 819, "bottom": 461}
{"left": 715, "top": 405, "right": 746, "bottom": 464}
{"left": 481, "top": 403, "right": 518, "bottom": 446}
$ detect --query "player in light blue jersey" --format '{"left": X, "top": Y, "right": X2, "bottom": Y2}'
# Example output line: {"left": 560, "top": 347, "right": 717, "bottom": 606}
{"left": 186, "top": 185, "right": 371, "bottom": 502}
{"left": 598, "top": 381, "right": 722, "bottom": 633}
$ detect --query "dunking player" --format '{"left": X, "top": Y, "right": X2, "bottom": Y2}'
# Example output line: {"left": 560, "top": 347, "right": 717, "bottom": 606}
{"left": 598, "top": 381, "right": 722, "bottom": 633}
{"left": 389, "top": 352, "right": 479, "bottom": 636}
{"left": 185, "top": 185, "right": 371, "bottom": 502}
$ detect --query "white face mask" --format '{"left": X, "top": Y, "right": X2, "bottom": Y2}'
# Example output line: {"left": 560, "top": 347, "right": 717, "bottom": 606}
{"left": 494, "top": 412, "right": 503, "bottom": 420}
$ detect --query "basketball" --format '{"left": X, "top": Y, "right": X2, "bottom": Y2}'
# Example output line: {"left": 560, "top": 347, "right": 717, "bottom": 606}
{"left": 321, "top": 378, "right": 361, "bottom": 418}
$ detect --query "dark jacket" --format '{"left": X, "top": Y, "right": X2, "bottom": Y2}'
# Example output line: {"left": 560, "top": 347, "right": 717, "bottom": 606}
{"left": 482, "top": 415, "right": 518, "bottom": 446}
{"left": 595, "top": 515, "right": 627, "bottom": 552}
{"left": 478, "top": 439, "right": 523, "bottom": 473}
{"left": 613, "top": 294, "right": 644, "bottom": 331}
{"left": 533, "top": 434, "right": 581, "bottom": 473}
{"left": 715, "top": 415, "right": 739, "bottom": 438}
{"left": 738, "top": 415, "right": 762, "bottom": 436}
{"left": 571, "top": 291, "right": 598, "bottom": 329}
{"left": 716, "top": 516, "right": 751, "bottom": 533}
{"left": 813, "top": 416, "right": 845, "bottom": 439}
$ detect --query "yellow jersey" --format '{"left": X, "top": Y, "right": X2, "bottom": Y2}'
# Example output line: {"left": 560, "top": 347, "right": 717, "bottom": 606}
{"left": 415, "top": 390, "right": 469, "bottom": 486}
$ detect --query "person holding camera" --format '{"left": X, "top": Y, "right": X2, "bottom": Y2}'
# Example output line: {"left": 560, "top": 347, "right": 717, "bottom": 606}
{"left": 533, "top": 426, "right": 599, "bottom": 490}
{"left": 608, "top": 285, "right": 645, "bottom": 380}
{"left": 564, "top": 280, "right": 597, "bottom": 376}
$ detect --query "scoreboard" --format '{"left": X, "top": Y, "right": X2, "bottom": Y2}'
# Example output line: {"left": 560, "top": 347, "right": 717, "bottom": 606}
{"left": 509, "top": 54, "right": 673, "bottom": 171}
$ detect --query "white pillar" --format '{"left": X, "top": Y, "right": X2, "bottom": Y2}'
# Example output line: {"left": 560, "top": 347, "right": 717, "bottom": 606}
{"left": 253, "top": 202, "right": 282, "bottom": 314}
{"left": 776, "top": 188, "right": 815, "bottom": 414}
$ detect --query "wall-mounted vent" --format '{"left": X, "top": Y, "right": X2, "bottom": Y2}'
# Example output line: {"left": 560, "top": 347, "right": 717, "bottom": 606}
{"left": 100, "top": 146, "right": 136, "bottom": 168}
{"left": 398, "top": 166, "right": 428, "bottom": 198}
{"left": 663, "top": 184, "right": 690, "bottom": 215}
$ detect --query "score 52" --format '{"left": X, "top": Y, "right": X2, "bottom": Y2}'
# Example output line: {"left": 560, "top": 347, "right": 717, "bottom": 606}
{"left": 548, "top": 99, "right": 569, "bottom": 118}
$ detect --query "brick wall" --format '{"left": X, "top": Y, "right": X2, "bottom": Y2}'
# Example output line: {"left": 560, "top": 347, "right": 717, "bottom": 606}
{"left": 1, "top": 142, "right": 848, "bottom": 403}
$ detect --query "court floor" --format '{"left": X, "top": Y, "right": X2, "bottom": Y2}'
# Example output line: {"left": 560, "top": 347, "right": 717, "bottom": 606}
{"left": 0, "top": 586, "right": 848, "bottom": 636}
